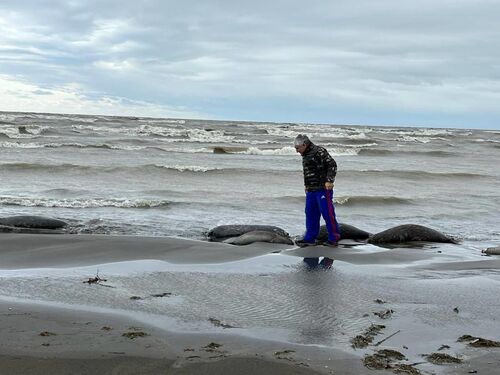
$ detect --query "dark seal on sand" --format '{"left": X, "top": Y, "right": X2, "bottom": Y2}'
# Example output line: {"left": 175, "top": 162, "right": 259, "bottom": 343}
{"left": 222, "top": 230, "right": 294, "bottom": 245}
{"left": 317, "top": 223, "right": 372, "bottom": 242}
{"left": 482, "top": 246, "right": 500, "bottom": 255}
{"left": 0, "top": 215, "right": 67, "bottom": 229}
{"left": 368, "top": 224, "right": 456, "bottom": 244}
{"left": 207, "top": 225, "right": 290, "bottom": 242}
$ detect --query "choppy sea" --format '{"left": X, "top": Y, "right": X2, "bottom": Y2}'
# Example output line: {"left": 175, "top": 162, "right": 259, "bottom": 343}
{"left": 1, "top": 111, "right": 499, "bottom": 249}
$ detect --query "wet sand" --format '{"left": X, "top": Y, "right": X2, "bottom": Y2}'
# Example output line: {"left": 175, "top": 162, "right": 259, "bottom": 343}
{"left": 0, "top": 299, "right": 365, "bottom": 375}
{"left": 1, "top": 233, "right": 500, "bottom": 374}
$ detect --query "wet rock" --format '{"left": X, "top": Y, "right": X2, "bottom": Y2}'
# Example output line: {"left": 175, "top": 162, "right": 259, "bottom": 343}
{"left": 18, "top": 125, "right": 29, "bottom": 134}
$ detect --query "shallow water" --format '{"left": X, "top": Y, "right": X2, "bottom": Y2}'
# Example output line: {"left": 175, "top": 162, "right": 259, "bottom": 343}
{"left": 1, "top": 247, "right": 499, "bottom": 359}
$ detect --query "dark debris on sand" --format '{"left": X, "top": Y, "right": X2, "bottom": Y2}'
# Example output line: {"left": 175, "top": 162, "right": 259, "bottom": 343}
{"left": 122, "top": 331, "right": 149, "bottom": 339}
{"left": 363, "top": 349, "right": 422, "bottom": 374}
{"left": 39, "top": 331, "right": 57, "bottom": 337}
{"left": 203, "top": 342, "right": 223, "bottom": 352}
{"left": 208, "top": 317, "right": 237, "bottom": 329}
{"left": 392, "top": 363, "right": 421, "bottom": 374}
{"left": 374, "top": 309, "right": 394, "bottom": 319}
{"left": 458, "top": 335, "right": 500, "bottom": 347}
{"left": 363, "top": 349, "right": 405, "bottom": 369}
{"left": 83, "top": 272, "right": 114, "bottom": 288}
{"left": 351, "top": 324, "right": 386, "bottom": 349}
{"left": 423, "top": 352, "right": 462, "bottom": 365}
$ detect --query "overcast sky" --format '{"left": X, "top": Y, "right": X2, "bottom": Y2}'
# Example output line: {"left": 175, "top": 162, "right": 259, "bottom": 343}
{"left": 1, "top": 0, "right": 499, "bottom": 129}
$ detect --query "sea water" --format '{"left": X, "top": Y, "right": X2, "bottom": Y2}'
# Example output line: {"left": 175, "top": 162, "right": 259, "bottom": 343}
{"left": 0, "top": 111, "right": 499, "bottom": 249}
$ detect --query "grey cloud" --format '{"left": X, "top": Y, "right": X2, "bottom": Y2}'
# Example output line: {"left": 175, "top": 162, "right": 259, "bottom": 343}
{"left": 0, "top": 0, "right": 499, "bottom": 126}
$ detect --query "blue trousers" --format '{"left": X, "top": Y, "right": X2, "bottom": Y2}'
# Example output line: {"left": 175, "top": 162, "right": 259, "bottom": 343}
{"left": 303, "top": 189, "right": 341, "bottom": 243}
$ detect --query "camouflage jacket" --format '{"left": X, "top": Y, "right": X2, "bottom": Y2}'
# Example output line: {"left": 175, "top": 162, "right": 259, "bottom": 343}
{"left": 301, "top": 143, "right": 337, "bottom": 191}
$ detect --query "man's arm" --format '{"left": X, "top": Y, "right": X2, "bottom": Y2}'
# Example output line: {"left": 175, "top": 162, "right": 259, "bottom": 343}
{"left": 319, "top": 147, "right": 337, "bottom": 189}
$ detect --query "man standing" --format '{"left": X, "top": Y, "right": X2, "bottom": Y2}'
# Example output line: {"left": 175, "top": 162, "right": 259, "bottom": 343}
{"left": 294, "top": 134, "right": 341, "bottom": 250}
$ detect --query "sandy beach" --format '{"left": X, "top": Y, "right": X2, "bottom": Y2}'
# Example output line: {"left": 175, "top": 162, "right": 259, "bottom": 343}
{"left": 1, "top": 232, "right": 499, "bottom": 374}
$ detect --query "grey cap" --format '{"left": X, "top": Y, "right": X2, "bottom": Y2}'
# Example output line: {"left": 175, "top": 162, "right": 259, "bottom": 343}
{"left": 294, "top": 134, "right": 310, "bottom": 146}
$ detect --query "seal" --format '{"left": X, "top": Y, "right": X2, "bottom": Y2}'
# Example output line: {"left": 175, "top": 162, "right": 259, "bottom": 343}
{"left": 222, "top": 230, "right": 294, "bottom": 246}
{"left": 0, "top": 215, "right": 67, "bottom": 229}
{"left": 482, "top": 246, "right": 500, "bottom": 255}
{"left": 316, "top": 223, "right": 371, "bottom": 242}
{"left": 368, "top": 224, "right": 457, "bottom": 244}
{"left": 207, "top": 225, "right": 290, "bottom": 242}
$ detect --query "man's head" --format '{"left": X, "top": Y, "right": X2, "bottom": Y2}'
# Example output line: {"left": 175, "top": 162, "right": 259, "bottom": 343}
{"left": 294, "top": 134, "right": 310, "bottom": 155}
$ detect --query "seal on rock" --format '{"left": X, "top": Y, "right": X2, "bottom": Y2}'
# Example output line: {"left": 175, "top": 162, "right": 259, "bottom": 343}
{"left": 0, "top": 215, "right": 67, "bottom": 229}
{"left": 223, "top": 230, "right": 294, "bottom": 246}
{"left": 207, "top": 225, "right": 290, "bottom": 242}
{"left": 368, "top": 224, "right": 457, "bottom": 244}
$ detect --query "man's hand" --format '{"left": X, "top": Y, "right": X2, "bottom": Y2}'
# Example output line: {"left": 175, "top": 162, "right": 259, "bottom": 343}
{"left": 325, "top": 182, "right": 334, "bottom": 190}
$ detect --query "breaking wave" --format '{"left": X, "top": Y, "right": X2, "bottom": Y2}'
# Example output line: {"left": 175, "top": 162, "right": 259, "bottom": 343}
{"left": 0, "top": 196, "right": 172, "bottom": 209}
{"left": 343, "top": 169, "right": 487, "bottom": 179}
{"left": 334, "top": 195, "right": 414, "bottom": 207}
{"left": 358, "top": 149, "right": 455, "bottom": 157}
{"left": 209, "top": 146, "right": 359, "bottom": 156}
{"left": 0, "top": 162, "right": 228, "bottom": 174}
{"left": 0, "top": 125, "right": 51, "bottom": 139}
{"left": 275, "top": 195, "right": 413, "bottom": 207}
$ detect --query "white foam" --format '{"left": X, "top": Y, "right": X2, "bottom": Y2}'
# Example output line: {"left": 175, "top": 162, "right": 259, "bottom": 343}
{"left": 0, "top": 141, "right": 146, "bottom": 151}
{"left": 397, "top": 136, "right": 432, "bottom": 144}
{"left": 0, "top": 125, "right": 50, "bottom": 139}
{"left": 0, "top": 196, "right": 170, "bottom": 209}
{"left": 157, "top": 165, "right": 222, "bottom": 172}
